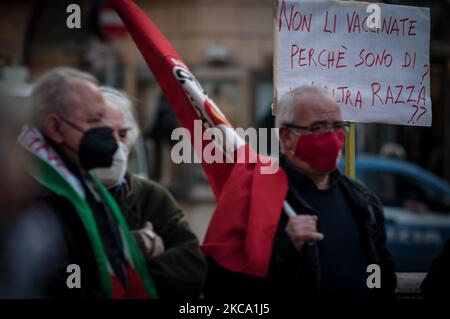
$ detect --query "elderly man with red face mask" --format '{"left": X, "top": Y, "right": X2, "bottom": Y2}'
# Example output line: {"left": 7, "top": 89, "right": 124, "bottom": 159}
{"left": 203, "top": 86, "right": 397, "bottom": 301}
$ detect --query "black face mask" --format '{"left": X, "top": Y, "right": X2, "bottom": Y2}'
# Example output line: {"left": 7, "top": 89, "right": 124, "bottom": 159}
{"left": 60, "top": 117, "right": 118, "bottom": 171}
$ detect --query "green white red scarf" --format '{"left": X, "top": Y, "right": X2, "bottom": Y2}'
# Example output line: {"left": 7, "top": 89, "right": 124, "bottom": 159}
{"left": 18, "top": 126, "right": 158, "bottom": 298}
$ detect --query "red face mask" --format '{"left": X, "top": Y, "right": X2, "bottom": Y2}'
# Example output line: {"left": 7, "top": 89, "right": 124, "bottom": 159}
{"left": 294, "top": 131, "right": 345, "bottom": 172}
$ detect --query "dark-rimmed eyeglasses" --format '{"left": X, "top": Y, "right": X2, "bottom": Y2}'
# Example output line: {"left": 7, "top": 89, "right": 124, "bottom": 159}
{"left": 283, "top": 121, "right": 350, "bottom": 134}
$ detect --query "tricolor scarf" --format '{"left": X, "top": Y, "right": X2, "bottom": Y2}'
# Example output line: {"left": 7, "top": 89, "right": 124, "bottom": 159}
{"left": 18, "top": 126, "right": 158, "bottom": 298}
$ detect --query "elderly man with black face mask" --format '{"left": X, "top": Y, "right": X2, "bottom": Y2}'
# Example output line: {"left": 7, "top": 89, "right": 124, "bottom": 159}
{"left": 95, "top": 87, "right": 206, "bottom": 298}
{"left": 0, "top": 67, "right": 156, "bottom": 298}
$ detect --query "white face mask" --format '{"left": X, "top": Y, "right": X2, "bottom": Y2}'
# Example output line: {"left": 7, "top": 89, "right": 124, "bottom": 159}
{"left": 91, "top": 142, "right": 129, "bottom": 188}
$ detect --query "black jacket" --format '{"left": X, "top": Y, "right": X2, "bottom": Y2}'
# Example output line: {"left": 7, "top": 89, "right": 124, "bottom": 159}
{"left": 204, "top": 170, "right": 397, "bottom": 300}
{"left": 421, "top": 238, "right": 450, "bottom": 299}
{"left": 0, "top": 143, "right": 127, "bottom": 298}
{"left": 0, "top": 193, "right": 104, "bottom": 298}
{"left": 113, "top": 174, "right": 207, "bottom": 298}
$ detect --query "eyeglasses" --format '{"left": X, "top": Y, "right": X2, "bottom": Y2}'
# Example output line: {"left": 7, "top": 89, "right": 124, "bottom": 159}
{"left": 283, "top": 121, "right": 350, "bottom": 134}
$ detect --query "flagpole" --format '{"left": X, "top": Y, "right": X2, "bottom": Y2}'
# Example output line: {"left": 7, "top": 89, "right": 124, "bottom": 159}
{"left": 345, "top": 122, "right": 356, "bottom": 179}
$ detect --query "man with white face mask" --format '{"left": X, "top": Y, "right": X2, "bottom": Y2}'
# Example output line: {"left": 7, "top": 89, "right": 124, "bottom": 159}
{"left": 96, "top": 87, "right": 206, "bottom": 298}
{"left": 91, "top": 131, "right": 129, "bottom": 188}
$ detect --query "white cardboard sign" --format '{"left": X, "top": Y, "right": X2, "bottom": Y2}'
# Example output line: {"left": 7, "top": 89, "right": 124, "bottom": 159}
{"left": 275, "top": 0, "right": 431, "bottom": 126}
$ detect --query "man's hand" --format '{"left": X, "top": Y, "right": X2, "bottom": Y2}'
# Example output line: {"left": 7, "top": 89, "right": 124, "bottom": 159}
{"left": 285, "top": 215, "right": 324, "bottom": 251}
{"left": 140, "top": 222, "right": 165, "bottom": 258}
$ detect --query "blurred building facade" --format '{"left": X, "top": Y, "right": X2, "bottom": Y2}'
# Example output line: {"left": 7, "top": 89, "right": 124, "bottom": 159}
{"left": 1, "top": 0, "right": 450, "bottom": 183}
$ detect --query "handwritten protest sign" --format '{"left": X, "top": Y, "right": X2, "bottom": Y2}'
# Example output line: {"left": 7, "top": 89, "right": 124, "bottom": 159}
{"left": 274, "top": 0, "right": 431, "bottom": 126}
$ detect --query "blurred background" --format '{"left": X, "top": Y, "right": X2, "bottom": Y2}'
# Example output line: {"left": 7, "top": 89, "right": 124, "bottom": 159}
{"left": 0, "top": 0, "right": 450, "bottom": 280}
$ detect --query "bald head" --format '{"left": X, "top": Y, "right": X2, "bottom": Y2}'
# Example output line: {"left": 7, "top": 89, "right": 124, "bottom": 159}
{"left": 29, "top": 67, "right": 99, "bottom": 128}
{"left": 275, "top": 86, "right": 340, "bottom": 129}
{"left": 294, "top": 90, "right": 341, "bottom": 128}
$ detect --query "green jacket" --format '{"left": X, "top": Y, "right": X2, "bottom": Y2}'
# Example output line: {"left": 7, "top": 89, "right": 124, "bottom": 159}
{"left": 113, "top": 173, "right": 207, "bottom": 298}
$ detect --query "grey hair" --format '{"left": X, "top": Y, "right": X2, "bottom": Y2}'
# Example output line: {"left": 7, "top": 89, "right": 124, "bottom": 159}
{"left": 275, "top": 85, "right": 335, "bottom": 128}
{"left": 29, "top": 67, "right": 97, "bottom": 128}
{"left": 100, "top": 87, "right": 140, "bottom": 148}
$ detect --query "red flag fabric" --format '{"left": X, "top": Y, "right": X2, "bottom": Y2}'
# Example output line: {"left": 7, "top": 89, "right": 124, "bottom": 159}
{"left": 111, "top": 0, "right": 289, "bottom": 277}
{"left": 110, "top": 0, "right": 233, "bottom": 198}
{"left": 202, "top": 147, "right": 288, "bottom": 276}
{"left": 111, "top": 267, "right": 149, "bottom": 298}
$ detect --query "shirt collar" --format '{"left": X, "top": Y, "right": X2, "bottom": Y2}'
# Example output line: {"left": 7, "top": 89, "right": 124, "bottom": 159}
{"left": 109, "top": 174, "right": 130, "bottom": 197}
{"left": 110, "top": 182, "right": 126, "bottom": 196}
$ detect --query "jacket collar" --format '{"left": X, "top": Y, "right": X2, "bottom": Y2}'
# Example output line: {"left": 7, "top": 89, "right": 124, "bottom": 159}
{"left": 280, "top": 155, "right": 375, "bottom": 224}
{"left": 280, "top": 155, "right": 342, "bottom": 191}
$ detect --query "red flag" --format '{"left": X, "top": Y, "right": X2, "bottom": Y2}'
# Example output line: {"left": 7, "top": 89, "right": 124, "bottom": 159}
{"left": 110, "top": 0, "right": 234, "bottom": 198}
{"left": 202, "top": 151, "right": 288, "bottom": 277}
{"left": 111, "top": 0, "right": 289, "bottom": 278}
